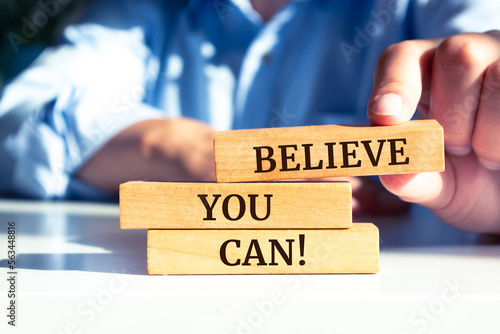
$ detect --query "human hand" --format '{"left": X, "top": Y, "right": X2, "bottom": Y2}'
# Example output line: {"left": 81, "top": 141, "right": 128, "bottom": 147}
{"left": 139, "top": 117, "right": 217, "bottom": 182}
{"left": 77, "top": 117, "right": 216, "bottom": 194}
{"left": 367, "top": 31, "right": 500, "bottom": 233}
{"left": 302, "top": 177, "right": 410, "bottom": 217}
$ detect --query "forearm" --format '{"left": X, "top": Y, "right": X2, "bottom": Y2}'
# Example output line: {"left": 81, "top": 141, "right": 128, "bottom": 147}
{"left": 76, "top": 118, "right": 216, "bottom": 194}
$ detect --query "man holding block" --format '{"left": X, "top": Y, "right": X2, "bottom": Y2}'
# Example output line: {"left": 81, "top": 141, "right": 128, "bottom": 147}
{"left": 1, "top": 1, "right": 499, "bottom": 233}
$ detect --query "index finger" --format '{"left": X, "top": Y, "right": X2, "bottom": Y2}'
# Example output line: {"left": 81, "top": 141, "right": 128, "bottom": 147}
{"left": 367, "top": 39, "right": 440, "bottom": 126}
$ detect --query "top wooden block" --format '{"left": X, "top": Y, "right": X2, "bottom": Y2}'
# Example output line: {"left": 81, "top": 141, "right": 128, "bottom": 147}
{"left": 214, "top": 120, "right": 444, "bottom": 182}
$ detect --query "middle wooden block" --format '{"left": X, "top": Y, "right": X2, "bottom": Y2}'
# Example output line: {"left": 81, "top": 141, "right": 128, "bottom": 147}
{"left": 120, "top": 181, "right": 351, "bottom": 229}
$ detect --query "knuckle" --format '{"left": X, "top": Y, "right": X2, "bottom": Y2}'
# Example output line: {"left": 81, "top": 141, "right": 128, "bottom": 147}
{"left": 376, "top": 45, "right": 395, "bottom": 66}
{"left": 480, "top": 61, "right": 500, "bottom": 104}
{"left": 375, "top": 41, "right": 422, "bottom": 92}
{"left": 472, "top": 138, "right": 500, "bottom": 163}
{"left": 485, "top": 29, "right": 500, "bottom": 39}
{"left": 378, "top": 40, "right": 421, "bottom": 64}
{"left": 485, "top": 61, "right": 500, "bottom": 91}
{"left": 472, "top": 129, "right": 500, "bottom": 162}
{"left": 436, "top": 35, "right": 484, "bottom": 73}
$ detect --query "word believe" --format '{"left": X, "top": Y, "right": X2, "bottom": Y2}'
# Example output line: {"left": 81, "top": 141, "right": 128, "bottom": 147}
{"left": 253, "top": 138, "right": 408, "bottom": 173}
{"left": 214, "top": 120, "right": 445, "bottom": 182}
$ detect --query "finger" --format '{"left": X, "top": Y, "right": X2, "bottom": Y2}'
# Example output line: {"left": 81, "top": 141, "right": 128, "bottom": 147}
{"left": 368, "top": 39, "right": 439, "bottom": 126}
{"left": 472, "top": 59, "right": 500, "bottom": 170}
{"left": 352, "top": 197, "right": 361, "bottom": 217}
{"left": 379, "top": 157, "right": 455, "bottom": 211}
{"left": 298, "top": 176, "right": 410, "bottom": 215}
{"left": 430, "top": 33, "right": 500, "bottom": 156}
{"left": 351, "top": 176, "right": 411, "bottom": 215}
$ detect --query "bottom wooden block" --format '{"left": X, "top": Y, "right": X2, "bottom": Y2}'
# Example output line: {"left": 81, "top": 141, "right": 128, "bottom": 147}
{"left": 147, "top": 224, "right": 379, "bottom": 275}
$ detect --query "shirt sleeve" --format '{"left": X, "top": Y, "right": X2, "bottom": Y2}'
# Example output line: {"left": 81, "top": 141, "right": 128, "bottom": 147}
{"left": 0, "top": 0, "right": 167, "bottom": 199}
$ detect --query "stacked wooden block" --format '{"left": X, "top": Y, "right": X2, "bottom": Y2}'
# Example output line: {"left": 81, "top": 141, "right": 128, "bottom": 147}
{"left": 120, "top": 120, "right": 444, "bottom": 275}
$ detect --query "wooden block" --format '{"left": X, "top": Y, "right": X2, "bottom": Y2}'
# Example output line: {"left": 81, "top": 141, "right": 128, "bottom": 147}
{"left": 120, "top": 181, "right": 351, "bottom": 229}
{"left": 214, "top": 119, "right": 444, "bottom": 182}
{"left": 147, "top": 223, "right": 379, "bottom": 275}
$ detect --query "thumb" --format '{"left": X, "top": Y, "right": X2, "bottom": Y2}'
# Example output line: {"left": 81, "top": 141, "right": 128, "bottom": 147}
{"left": 379, "top": 158, "right": 454, "bottom": 211}
{"left": 367, "top": 40, "right": 439, "bottom": 126}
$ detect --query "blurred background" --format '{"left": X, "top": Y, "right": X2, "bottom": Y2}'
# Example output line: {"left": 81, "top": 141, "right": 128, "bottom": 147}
{"left": 0, "top": 0, "right": 86, "bottom": 85}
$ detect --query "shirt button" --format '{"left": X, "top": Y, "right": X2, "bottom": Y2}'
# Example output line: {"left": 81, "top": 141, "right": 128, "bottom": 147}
{"left": 262, "top": 52, "right": 273, "bottom": 63}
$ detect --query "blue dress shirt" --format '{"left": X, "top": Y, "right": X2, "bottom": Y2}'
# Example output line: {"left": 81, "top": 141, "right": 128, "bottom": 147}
{"left": 0, "top": 0, "right": 499, "bottom": 199}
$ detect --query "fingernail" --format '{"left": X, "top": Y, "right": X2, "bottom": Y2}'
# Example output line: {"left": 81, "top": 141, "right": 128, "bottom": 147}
{"left": 372, "top": 93, "right": 403, "bottom": 116}
{"left": 446, "top": 145, "right": 471, "bottom": 156}
{"left": 478, "top": 157, "right": 500, "bottom": 171}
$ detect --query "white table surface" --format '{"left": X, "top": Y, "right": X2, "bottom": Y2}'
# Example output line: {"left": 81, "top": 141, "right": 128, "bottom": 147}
{"left": 0, "top": 199, "right": 499, "bottom": 334}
